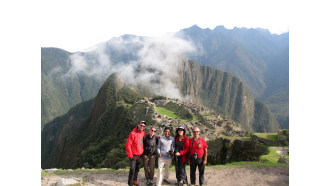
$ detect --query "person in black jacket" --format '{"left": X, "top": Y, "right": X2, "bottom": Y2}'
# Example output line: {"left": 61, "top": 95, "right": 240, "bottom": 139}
{"left": 143, "top": 126, "right": 158, "bottom": 185}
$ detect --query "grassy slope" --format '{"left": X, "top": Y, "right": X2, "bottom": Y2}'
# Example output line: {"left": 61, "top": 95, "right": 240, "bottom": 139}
{"left": 155, "top": 106, "right": 199, "bottom": 121}
{"left": 254, "top": 133, "right": 277, "bottom": 141}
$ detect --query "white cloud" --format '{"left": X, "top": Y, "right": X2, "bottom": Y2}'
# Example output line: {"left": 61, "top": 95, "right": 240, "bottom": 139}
{"left": 66, "top": 33, "right": 196, "bottom": 100}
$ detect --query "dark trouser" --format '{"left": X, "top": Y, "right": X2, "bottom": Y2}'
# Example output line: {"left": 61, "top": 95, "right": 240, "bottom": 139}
{"left": 190, "top": 157, "right": 205, "bottom": 186}
{"left": 175, "top": 156, "right": 187, "bottom": 184}
{"left": 142, "top": 155, "right": 156, "bottom": 180}
{"left": 128, "top": 155, "right": 141, "bottom": 186}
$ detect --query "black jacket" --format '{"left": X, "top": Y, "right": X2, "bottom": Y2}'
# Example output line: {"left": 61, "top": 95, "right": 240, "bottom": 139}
{"left": 143, "top": 134, "right": 158, "bottom": 156}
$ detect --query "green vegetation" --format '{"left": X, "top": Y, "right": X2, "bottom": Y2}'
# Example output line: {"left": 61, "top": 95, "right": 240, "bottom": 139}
{"left": 164, "top": 102, "right": 193, "bottom": 120}
{"left": 155, "top": 104, "right": 198, "bottom": 122}
{"left": 155, "top": 107, "right": 178, "bottom": 118}
{"left": 221, "top": 136, "right": 251, "bottom": 141}
{"left": 117, "top": 100, "right": 133, "bottom": 108}
{"left": 254, "top": 133, "right": 277, "bottom": 141}
{"left": 260, "top": 147, "right": 281, "bottom": 164}
{"left": 219, "top": 132, "right": 251, "bottom": 140}
{"left": 209, "top": 161, "right": 288, "bottom": 168}
{"left": 220, "top": 132, "right": 229, "bottom": 136}
{"left": 191, "top": 114, "right": 199, "bottom": 121}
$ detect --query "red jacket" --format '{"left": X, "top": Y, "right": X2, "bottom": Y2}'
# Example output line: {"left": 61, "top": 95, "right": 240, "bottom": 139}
{"left": 175, "top": 135, "right": 189, "bottom": 164}
{"left": 126, "top": 128, "right": 146, "bottom": 158}
{"left": 189, "top": 137, "right": 208, "bottom": 159}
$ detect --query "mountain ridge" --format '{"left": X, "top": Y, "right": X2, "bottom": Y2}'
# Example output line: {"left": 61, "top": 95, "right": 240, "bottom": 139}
{"left": 180, "top": 25, "right": 288, "bottom": 129}
{"left": 42, "top": 65, "right": 278, "bottom": 169}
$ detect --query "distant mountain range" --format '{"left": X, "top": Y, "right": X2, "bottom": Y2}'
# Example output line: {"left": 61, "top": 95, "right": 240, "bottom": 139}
{"left": 181, "top": 25, "right": 289, "bottom": 128}
{"left": 41, "top": 25, "right": 288, "bottom": 130}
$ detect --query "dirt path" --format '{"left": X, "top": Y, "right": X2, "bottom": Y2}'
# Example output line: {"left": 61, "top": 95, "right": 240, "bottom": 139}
{"left": 42, "top": 166, "right": 288, "bottom": 186}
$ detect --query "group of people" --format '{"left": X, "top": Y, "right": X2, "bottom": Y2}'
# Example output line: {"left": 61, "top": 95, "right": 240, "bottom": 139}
{"left": 126, "top": 121, "right": 208, "bottom": 186}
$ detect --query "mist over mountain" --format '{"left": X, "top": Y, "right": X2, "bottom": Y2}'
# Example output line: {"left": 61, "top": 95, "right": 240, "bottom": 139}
{"left": 41, "top": 34, "right": 195, "bottom": 125}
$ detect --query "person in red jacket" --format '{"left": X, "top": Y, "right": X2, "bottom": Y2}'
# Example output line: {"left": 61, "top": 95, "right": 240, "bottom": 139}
{"left": 188, "top": 127, "right": 208, "bottom": 186}
{"left": 174, "top": 125, "right": 189, "bottom": 186}
{"left": 126, "top": 121, "right": 146, "bottom": 186}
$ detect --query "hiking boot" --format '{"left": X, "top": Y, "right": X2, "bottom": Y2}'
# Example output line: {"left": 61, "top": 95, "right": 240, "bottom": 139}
{"left": 146, "top": 180, "right": 150, "bottom": 185}
{"left": 133, "top": 180, "right": 140, "bottom": 185}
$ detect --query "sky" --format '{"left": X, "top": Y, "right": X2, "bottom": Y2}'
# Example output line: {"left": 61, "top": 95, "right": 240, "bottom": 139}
{"left": 1, "top": 0, "right": 330, "bottom": 185}
{"left": 39, "top": 0, "right": 290, "bottom": 52}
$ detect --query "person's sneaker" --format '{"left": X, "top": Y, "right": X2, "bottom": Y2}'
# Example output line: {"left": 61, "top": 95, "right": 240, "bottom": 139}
{"left": 146, "top": 180, "right": 150, "bottom": 185}
{"left": 133, "top": 180, "right": 140, "bottom": 185}
{"left": 149, "top": 180, "right": 154, "bottom": 185}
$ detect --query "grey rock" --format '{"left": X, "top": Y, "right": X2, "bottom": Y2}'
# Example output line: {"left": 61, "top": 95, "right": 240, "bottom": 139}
{"left": 44, "top": 168, "right": 57, "bottom": 173}
{"left": 56, "top": 178, "right": 81, "bottom": 186}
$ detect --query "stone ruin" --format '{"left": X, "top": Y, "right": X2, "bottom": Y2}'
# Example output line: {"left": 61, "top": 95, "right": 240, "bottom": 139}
{"left": 145, "top": 98, "right": 247, "bottom": 140}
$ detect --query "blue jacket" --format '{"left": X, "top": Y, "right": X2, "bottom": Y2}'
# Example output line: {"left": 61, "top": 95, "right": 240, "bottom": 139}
{"left": 157, "top": 136, "right": 174, "bottom": 159}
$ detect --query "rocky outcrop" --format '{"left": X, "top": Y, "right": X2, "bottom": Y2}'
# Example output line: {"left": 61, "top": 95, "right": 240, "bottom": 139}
{"left": 56, "top": 178, "right": 82, "bottom": 186}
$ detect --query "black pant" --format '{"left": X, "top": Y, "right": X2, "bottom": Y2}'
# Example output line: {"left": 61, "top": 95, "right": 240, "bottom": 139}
{"left": 175, "top": 156, "right": 187, "bottom": 184}
{"left": 128, "top": 155, "right": 141, "bottom": 186}
{"left": 190, "top": 156, "right": 205, "bottom": 185}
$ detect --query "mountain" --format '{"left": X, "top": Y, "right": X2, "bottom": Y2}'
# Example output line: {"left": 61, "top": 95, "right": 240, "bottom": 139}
{"left": 42, "top": 59, "right": 279, "bottom": 169}
{"left": 41, "top": 48, "right": 105, "bottom": 127}
{"left": 177, "top": 60, "right": 279, "bottom": 132}
{"left": 42, "top": 73, "right": 152, "bottom": 169}
{"left": 180, "top": 25, "right": 289, "bottom": 129}
{"left": 42, "top": 25, "right": 288, "bottom": 130}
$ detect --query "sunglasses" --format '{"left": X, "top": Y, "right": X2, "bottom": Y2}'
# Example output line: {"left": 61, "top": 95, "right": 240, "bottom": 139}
{"left": 193, "top": 131, "right": 199, "bottom": 133}
{"left": 151, "top": 129, "right": 156, "bottom": 132}
{"left": 140, "top": 124, "right": 146, "bottom": 128}
{"left": 178, "top": 129, "right": 184, "bottom": 131}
